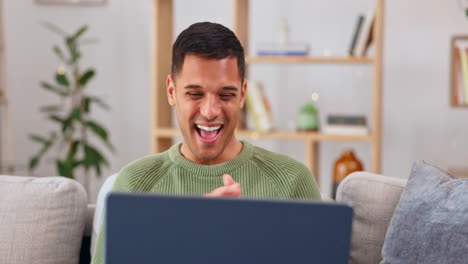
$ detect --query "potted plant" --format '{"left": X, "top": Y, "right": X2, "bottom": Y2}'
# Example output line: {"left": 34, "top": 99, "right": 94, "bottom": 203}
{"left": 29, "top": 23, "right": 114, "bottom": 192}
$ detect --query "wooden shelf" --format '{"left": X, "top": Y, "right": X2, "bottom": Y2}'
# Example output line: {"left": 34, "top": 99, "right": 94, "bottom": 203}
{"left": 155, "top": 127, "right": 373, "bottom": 142}
{"left": 246, "top": 56, "right": 374, "bottom": 64}
{"left": 151, "top": 0, "right": 384, "bottom": 177}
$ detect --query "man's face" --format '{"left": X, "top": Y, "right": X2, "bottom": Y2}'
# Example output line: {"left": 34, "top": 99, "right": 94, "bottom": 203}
{"left": 166, "top": 54, "right": 246, "bottom": 165}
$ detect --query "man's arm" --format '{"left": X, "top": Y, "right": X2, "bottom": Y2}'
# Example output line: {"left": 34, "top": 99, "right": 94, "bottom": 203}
{"left": 291, "top": 166, "right": 321, "bottom": 200}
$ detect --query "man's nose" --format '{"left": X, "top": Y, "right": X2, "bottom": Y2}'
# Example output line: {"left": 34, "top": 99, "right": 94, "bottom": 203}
{"left": 200, "top": 95, "right": 221, "bottom": 120}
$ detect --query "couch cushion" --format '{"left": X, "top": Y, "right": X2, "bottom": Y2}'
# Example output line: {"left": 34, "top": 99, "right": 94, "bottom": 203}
{"left": 336, "top": 172, "right": 406, "bottom": 264}
{"left": 91, "top": 173, "right": 118, "bottom": 255}
{"left": 381, "top": 161, "right": 468, "bottom": 263}
{"left": 0, "top": 175, "right": 87, "bottom": 264}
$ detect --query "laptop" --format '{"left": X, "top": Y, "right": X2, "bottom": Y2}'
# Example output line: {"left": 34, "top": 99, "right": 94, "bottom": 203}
{"left": 106, "top": 193, "right": 353, "bottom": 264}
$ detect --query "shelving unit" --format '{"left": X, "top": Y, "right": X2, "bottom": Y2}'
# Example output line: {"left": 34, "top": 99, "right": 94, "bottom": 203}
{"left": 151, "top": 0, "right": 384, "bottom": 185}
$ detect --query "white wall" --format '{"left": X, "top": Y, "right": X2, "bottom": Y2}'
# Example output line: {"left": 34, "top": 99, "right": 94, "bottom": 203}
{"left": 4, "top": 0, "right": 468, "bottom": 200}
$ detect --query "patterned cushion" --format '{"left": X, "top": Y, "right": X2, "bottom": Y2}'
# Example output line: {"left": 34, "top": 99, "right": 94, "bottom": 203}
{"left": 0, "top": 175, "right": 87, "bottom": 264}
{"left": 381, "top": 161, "right": 468, "bottom": 263}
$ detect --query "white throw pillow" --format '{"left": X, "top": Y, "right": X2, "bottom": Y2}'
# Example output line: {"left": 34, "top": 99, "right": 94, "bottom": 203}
{"left": 0, "top": 175, "right": 87, "bottom": 264}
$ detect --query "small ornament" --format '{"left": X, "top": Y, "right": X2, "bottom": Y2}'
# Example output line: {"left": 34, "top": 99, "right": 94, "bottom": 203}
{"left": 332, "top": 150, "right": 363, "bottom": 199}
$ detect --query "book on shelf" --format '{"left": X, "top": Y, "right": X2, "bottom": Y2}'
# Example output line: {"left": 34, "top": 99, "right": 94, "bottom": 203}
{"left": 348, "top": 15, "right": 365, "bottom": 56}
{"left": 245, "top": 81, "right": 275, "bottom": 133}
{"left": 322, "top": 114, "right": 369, "bottom": 136}
{"left": 256, "top": 43, "right": 309, "bottom": 56}
{"left": 354, "top": 10, "right": 375, "bottom": 57}
{"left": 455, "top": 41, "right": 468, "bottom": 105}
{"left": 453, "top": 45, "right": 464, "bottom": 105}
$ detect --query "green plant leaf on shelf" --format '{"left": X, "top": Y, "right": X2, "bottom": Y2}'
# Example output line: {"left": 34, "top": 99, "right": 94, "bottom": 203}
{"left": 55, "top": 72, "right": 70, "bottom": 87}
{"left": 40, "top": 82, "right": 69, "bottom": 97}
{"left": 79, "top": 69, "right": 95, "bottom": 86}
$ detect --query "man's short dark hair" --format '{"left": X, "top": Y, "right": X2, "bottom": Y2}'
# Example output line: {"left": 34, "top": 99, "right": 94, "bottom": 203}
{"left": 171, "top": 22, "right": 245, "bottom": 82}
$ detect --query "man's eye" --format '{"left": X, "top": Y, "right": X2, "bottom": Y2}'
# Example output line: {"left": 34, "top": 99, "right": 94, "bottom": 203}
{"left": 187, "top": 93, "right": 203, "bottom": 98}
{"left": 220, "top": 94, "right": 235, "bottom": 100}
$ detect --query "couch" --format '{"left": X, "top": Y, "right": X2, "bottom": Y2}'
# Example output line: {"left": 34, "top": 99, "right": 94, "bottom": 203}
{"left": 0, "top": 172, "right": 407, "bottom": 264}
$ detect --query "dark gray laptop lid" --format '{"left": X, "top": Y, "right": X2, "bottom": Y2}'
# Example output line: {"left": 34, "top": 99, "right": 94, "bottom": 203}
{"left": 106, "top": 193, "right": 352, "bottom": 264}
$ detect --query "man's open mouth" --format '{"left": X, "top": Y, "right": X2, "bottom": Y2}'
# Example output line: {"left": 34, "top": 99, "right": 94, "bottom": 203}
{"left": 195, "top": 124, "right": 223, "bottom": 143}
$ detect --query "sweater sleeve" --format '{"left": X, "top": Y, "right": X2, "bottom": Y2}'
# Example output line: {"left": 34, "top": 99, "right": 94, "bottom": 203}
{"left": 290, "top": 165, "right": 321, "bottom": 200}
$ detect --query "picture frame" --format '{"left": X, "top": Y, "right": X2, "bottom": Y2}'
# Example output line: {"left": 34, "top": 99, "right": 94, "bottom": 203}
{"left": 36, "top": 0, "right": 106, "bottom": 6}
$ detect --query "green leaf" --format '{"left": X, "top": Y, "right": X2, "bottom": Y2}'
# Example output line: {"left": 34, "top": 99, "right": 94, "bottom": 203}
{"left": 70, "top": 108, "right": 81, "bottom": 121}
{"left": 66, "top": 41, "right": 81, "bottom": 64}
{"left": 83, "top": 143, "right": 109, "bottom": 167}
{"left": 40, "top": 82, "right": 69, "bottom": 97}
{"left": 85, "top": 120, "right": 108, "bottom": 141}
{"left": 83, "top": 97, "right": 91, "bottom": 113}
{"left": 79, "top": 69, "right": 95, "bottom": 86}
{"left": 105, "top": 141, "right": 116, "bottom": 153}
{"left": 28, "top": 132, "right": 57, "bottom": 171}
{"left": 41, "top": 21, "right": 67, "bottom": 36}
{"left": 67, "top": 140, "right": 80, "bottom": 159}
{"left": 30, "top": 134, "right": 48, "bottom": 144}
{"left": 49, "top": 115, "right": 72, "bottom": 133}
{"left": 69, "top": 25, "right": 88, "bottom": 42}
{"left": 49, "top": 115, "right": 64, "bottom": 124}
{"left": 70, "top": 49, "right": 81, "bottom": 64}
{"left": 55, "top": 72, "right": 70, "bottom": 87}
{"left": 56, "top": 160, "right": 67, "bottom": 177}
{"left": 85, "top": 96, "right": 110, "bottom": 110}
{"left": 29, "top": 156, "right": 40, "bottom": 170}
{"left": 53, "top": 45, "right": 66, "bottom": 62}
{"left": 93, "top": 161, "right": 102, "bottom": 177}
{"left": 40, "top": 105, "right": 63, "bottom": 113}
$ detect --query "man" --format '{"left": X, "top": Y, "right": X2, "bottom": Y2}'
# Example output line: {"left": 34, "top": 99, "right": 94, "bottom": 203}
{"left": 91, "top": 22, "right": 320, "bottom": 264}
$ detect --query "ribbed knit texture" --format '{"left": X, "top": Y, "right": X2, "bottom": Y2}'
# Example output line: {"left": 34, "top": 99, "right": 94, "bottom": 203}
{"left": 91, "top": 141, "right": 320, "bottom": 264}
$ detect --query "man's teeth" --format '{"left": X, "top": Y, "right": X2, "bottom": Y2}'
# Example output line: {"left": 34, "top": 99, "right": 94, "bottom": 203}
{"left": 196, "top": 125, "right": 221, "bottom": 131}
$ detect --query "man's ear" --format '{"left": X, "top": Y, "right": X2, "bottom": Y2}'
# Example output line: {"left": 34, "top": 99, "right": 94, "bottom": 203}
{"left": 166, "top": 75, "right": 176, "bottom": 106}
{"left": 239, "top": 80, "right": 247, "bottom": 108}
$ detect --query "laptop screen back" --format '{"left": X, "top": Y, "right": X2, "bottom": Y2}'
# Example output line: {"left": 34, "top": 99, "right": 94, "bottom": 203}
{"left": 106, "top": 194, "right": 352, "bottom": 264}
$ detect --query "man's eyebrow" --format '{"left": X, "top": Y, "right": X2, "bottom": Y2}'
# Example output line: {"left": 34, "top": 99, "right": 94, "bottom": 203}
{"left": 222, "top": 86, "right": 238, "bottom": 91}
{"left": 184, "top": 84, "right": 203, "bottom": 89}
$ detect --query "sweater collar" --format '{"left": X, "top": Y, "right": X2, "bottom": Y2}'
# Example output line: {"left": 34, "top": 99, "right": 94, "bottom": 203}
{"left": 168, "top": 140, "right": 253, "bottom": 176}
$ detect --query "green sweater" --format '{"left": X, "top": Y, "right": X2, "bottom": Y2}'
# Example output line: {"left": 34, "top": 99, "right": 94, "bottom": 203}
{"left": 91, "top": 141, "right": 320, "bottom": 264}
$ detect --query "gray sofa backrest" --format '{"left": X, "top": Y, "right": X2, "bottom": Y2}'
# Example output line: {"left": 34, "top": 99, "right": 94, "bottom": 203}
{"left": 0, "top": 175, "right": 88, "bottom": 264}
{"left": 336, "top": 172, "right": 407, "bottom": 264}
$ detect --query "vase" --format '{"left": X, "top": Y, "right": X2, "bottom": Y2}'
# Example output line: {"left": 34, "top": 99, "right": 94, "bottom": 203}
{"left": 332, "top": 150, "right": 363, "bottom": 199}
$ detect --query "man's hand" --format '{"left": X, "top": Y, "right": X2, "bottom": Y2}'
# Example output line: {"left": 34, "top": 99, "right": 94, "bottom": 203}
{"left": 204, "top": 174, "right": 241, "bottom": 198}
